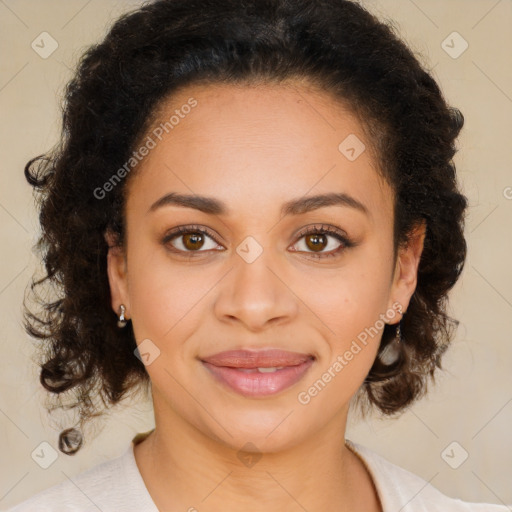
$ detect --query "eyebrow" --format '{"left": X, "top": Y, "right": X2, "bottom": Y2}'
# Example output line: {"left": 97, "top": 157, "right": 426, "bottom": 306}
{"left": 147, "top": 192, "right": 369, "bottom": 217}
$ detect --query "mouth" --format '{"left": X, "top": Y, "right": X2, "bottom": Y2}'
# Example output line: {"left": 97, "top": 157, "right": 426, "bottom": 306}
{"left": 200, "top": 349, "right": 315, "bottom": 398}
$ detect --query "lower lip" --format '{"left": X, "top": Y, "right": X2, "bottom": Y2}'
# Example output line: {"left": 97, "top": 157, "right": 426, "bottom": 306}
{"left": 201, "top": 359, "right": 314, "bottom": 398}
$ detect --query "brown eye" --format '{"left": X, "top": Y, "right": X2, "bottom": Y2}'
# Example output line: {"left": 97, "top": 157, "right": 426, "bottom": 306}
{"left": 291, "top": 224, "right": 354, "bottom": 259}
{"left": 182, "top": 232, "right": 206, "bottom": 250}
{"left": 162, "top": 226, "right": 222, "bottom": 254}
{"left": 304, "top": 233, "right": 328, "bottom": 252}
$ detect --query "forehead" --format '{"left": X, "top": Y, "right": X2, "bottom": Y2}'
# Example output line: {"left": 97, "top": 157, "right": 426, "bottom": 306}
{"left": 126, "top": 81, "right": 392, "bottom": 224}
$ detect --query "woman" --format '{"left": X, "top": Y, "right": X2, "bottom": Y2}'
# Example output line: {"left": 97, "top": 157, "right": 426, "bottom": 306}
{"left": 6, "top": 0, "right": 509, "bottom": 510}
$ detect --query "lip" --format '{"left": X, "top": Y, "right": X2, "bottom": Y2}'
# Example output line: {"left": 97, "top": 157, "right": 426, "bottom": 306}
{"left": 201, "top": 349, "right": 314, "bottom": 368}
{"left": 200, "top": 349, "right": 315, "bottom": 398}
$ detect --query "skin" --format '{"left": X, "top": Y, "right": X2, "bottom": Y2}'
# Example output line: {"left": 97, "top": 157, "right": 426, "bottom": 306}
{"left": 106, "top": 80, "right": 425, "bottom": 512}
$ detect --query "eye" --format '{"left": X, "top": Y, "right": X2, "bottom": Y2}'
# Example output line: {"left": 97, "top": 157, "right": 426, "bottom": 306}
{"left": 162, "top": 225, "right": 222, "bottom": 254}
{"left": 290, "top": 224, "right": 354, "bottom": 259}
{"left": 161, "top": 223, "right": 354, "bottom": 259}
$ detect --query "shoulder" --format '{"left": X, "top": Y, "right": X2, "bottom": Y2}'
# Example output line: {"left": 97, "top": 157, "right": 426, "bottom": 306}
{"left": 346, "top": 439, "right": 510, "bottom": 512}
{"left": 3, "top": 442, "right": 157, "bottom": 512}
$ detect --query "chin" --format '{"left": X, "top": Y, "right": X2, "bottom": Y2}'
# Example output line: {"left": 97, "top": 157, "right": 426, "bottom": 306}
{"left": 197, "top": 406, "right": 311, "bottom": 455}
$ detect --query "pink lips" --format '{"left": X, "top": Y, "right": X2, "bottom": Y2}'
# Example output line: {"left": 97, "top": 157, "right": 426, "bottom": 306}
{"left": 201, "top": 349, "right": 315, "bottom": 398}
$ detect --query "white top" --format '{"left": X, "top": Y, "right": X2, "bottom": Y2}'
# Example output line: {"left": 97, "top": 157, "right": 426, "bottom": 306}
{"left": 3, "top": 432, "right": 509, "bottom": 512}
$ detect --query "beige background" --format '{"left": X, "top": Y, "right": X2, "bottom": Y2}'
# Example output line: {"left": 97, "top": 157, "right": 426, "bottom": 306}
{"left": 1, "top": 0, "right": 511, "bottom": 509}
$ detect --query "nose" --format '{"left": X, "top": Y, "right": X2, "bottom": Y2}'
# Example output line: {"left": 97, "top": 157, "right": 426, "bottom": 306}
{"left": 213, "top": 246, "right": 298, "bottom": 332}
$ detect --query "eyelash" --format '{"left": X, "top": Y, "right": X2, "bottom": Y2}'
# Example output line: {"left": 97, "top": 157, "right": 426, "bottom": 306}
{"left": 161, "top": 223, "right": 354, "bottom": 259}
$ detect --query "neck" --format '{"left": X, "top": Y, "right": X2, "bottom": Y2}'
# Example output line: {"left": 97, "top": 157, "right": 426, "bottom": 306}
{"left": 133, "top": 404, "right": 381, "bottom": 512}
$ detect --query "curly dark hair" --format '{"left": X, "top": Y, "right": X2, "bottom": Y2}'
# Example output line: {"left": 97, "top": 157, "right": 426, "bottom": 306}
{"left": 24, "top": 0, "right": 467, "bottom": 454}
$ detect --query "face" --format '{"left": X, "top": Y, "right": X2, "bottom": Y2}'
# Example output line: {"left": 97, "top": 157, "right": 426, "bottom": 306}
{"left": 106, "top": 81, "right": 425, "bottom": 453}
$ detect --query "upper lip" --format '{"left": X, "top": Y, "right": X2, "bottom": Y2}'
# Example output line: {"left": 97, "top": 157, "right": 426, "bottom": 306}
{"left": 201, "top": 349, "right": 314, "bottom": 368}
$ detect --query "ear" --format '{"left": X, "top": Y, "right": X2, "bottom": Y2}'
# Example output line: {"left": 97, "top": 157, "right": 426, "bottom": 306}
{"left": 387, "top": 220, "right": 426, "bottom": 320}
{"left": 104, "top": 229, "right": 130, "bottom": 320}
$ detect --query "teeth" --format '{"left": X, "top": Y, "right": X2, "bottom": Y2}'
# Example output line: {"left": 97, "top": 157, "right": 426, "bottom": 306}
{"left": 235, "top": 367, "right": 285, "bottom": 373}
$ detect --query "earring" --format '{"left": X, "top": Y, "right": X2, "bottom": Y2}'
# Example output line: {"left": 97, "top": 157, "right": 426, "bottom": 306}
{"left": 117, "top": 304, "right": 127, "bottom": 328}
{"left": 378, "top": 318, "right": 403, "bottom": 365}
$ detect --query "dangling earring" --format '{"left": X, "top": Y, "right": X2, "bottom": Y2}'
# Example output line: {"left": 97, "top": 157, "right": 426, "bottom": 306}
{"left": 396, "top": 321, "right": 402, "bottom": 343}
{"left": 378, "top": 316, "right": 404, "bottom": 365}
{"left": 117, "top": 304, "right": 127, "bottom": 328}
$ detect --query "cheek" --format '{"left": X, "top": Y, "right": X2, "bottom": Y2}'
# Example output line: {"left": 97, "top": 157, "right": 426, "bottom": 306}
{"left": 130, "top": 274, "right": 213, "bottom": 346}
{"left": 125, "top": 241, "right": 210, "bottom": 341}
{"left": 306, "top": 253, "right": 393, "bottom": 329}
{"left": 300, "top": 246, "right": 393, "bottom": 374}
